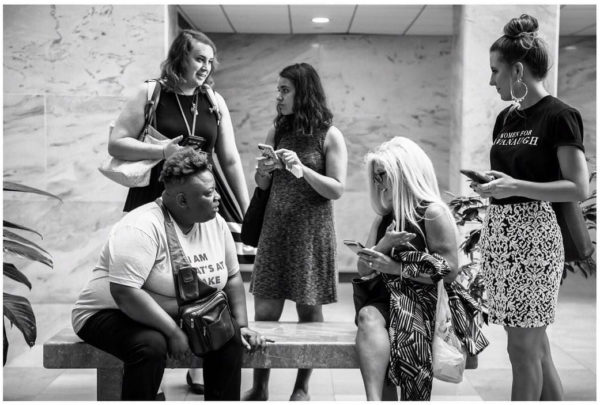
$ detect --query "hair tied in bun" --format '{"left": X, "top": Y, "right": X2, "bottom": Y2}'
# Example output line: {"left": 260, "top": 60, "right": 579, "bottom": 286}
{"left": 507, "top": 31, "right": 538, "bottom": 40}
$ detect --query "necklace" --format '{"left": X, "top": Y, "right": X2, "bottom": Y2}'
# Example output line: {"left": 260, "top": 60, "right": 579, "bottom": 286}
{"left": 175, "top": 93, "right": 198, "bottom": 138}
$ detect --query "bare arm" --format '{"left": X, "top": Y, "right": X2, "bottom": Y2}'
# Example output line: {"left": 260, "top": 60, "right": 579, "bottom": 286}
{"left": 293, "top": 126, "right": 348, "bottom": 200}
{"left": 110, "top": 283, "right": 189, "bottom": 358}
{"left": 108, "top": 82, "right": 184, "bottom": 161}
{"left": 356, "top": 216, "right": 382, "bottom": 277}
{"left": 358, "top": 204, "right": 459, "bottom": 284}
{"left": 213, "top": 92, "right": 250, "bottom": 214}
{"left": 476, "top": 146, "right": 589, "bottom": 202}
{"left": 222, "top": 271, "right": 248, "bottom": 327}
{"left": 254, "top": 127, "right": 276, "bottom": 190}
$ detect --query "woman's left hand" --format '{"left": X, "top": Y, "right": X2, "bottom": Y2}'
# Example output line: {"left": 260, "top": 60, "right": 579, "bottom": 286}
{"left": 357, "top": 248, "right": 401, "bottom": 276}
{"left": 471, "top": 170, "right": 518, "bottom": 200}
{"left": 276, "top": 149, "right": 304, "bottom": 170}
{"left": 240, "top": 327, "right": 268, "bottom": 351}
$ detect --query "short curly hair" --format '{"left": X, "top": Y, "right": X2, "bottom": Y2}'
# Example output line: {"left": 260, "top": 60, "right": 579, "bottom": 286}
{"left": 159, "top": 149, "right": 212, "bottom": 186}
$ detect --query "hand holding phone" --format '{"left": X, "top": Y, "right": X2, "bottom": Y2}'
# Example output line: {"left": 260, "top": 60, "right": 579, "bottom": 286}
{"left": 343, "top": 240, "right": 365, "bottom": 255}
{"left": 180, "top": 135, "right": 207, "bottom": 150}
{"left": 258, "top": 143, "right": 279, "bottom": 162}
{"left": 460, "top": 169, "right": 492, "bottom": 184}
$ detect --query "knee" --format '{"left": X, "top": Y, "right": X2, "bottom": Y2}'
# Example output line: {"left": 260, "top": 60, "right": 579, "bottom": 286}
{"left": 296, "top": 304, "right": 323, "bottom": 322}
{"left": 129, "top": 330, "right": 168, "bottom": 364}
{"left": 356, "top": 306, "right": 385, "bottom": 332}
{"left": 507, "top": 338, "right": 543, "bottom": 365}
{"left": 254, "top": 300, "right": 282, "bottom": 321}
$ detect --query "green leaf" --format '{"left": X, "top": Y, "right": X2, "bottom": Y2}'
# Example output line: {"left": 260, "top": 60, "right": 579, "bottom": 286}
{"left": 3, "top": 221, "right": 42, "bottom": 239}
{"left": 3, "top": 181, "right": 62, "bottom": 202}
{"left": 3, "top": 263, "right": 32, "bottom": 290}
{"left": 3, "top": 293, "right": 36, "bottom": 347}
{"left": 3, "top": 240, "right": 53, "bottom": 268}
{"left": 4, "top": 229, "right": 49, "bottom": 256}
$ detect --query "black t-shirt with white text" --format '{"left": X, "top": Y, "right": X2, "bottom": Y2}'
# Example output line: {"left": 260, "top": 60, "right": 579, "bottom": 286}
{"left": 490, "top": 95, "right": 584, "bottom": 205}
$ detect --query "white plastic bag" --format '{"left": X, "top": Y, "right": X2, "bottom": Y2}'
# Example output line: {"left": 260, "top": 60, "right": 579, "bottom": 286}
{"left": 432, "top": 280, "right": 466, "bottom": 383}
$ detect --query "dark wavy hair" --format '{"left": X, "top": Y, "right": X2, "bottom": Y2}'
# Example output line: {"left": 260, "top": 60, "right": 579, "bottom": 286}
{"left": 159, "top": 149, "right": 212, "bottom": 186}
{"left": 274, "top": 63, "right": 333, "bottom": 137}
{"left": 160, "top": 29, "right": 219, "bottom": 92}
{"left": 490, "top": 14, "right": 549, "bottom": 79}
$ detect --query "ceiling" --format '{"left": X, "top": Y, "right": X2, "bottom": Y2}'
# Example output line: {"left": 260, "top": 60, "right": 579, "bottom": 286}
{"left": 178, "top": 4, "right": 596, "bottom": 36}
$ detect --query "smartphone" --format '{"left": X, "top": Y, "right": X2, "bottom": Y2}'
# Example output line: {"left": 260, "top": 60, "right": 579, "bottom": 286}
{"left": 180, "top": 135, "right": 207, "bottom": 149}
{"left": 460, "top": 169, "right": 492, "bottom": 184}
{"left": 343, "top": 239, "right": 365, "bottom": 254}
{"left": 258, "top": 143, "right": 279, "bottom": 162}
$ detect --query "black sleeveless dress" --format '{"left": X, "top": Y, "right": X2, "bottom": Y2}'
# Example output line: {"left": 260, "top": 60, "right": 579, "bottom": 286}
{"left": 123, "top": 86, "right": 249, "bottom": 263}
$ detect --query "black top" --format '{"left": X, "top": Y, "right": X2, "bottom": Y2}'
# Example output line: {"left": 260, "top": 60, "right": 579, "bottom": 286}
{"left": 123, "top": 87, "right": 219, "bottom": 212}
{"left": 490, "top": 95, "right": 584, "bottom": 205}
{"left": 377, "top": 206, "right": 428, "bottom": 252}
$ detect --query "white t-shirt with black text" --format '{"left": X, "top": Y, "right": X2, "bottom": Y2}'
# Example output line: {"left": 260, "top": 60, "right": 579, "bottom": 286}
{"left": 71, "top": 201, "right": 239, "bottom": 333}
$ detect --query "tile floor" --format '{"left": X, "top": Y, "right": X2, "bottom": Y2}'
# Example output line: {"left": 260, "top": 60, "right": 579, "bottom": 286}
{"left": 3, "top": 275, "right": 596, "bottom": 401}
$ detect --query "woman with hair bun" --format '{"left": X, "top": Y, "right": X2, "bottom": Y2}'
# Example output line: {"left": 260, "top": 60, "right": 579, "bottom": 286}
{"left": 472, "top": 14, "right": 589, "bottom": 400}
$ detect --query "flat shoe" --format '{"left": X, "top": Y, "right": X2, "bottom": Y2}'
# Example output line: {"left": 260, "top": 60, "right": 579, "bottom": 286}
{"left": 186, "top": 371, "right": 205, "bottom": 395}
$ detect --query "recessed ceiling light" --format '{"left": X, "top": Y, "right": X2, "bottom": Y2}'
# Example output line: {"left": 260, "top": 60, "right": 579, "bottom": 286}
{"left": 312, "top": 17, "right": 330, "bottom": 24}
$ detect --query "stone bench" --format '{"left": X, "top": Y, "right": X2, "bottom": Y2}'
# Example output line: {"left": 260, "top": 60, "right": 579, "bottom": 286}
{"left": 43, "top": 321, "right": 359, "bottom": 401}
{"left": 44, "top": 320, "right": 478, "bottom": 400}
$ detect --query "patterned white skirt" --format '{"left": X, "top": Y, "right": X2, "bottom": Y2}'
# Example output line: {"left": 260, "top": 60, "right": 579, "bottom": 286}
{"left": 480, "top": 201, "right": 564, "bottom": 327}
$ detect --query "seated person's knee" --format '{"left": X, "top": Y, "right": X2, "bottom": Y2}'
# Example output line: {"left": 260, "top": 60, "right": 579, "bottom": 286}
{"left": 132, "top": 330, "right": 168, "bottom": 362}
{"left": 357, "top": 306, "right": 385, "bottom": 331}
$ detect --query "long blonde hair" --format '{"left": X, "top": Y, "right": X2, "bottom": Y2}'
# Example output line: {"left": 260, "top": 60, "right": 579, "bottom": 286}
{"left": 365, "top": 137, "right": 454, "bottom": 239}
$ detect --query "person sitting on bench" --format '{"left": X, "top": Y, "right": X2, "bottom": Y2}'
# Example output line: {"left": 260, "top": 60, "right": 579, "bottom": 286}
{"left": 71, "top": 149, "right": 266, "bottom": 401}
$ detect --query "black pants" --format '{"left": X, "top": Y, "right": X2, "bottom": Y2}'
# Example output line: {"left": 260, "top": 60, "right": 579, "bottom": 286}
{"left": 77, "top": 309, "right": 242, "bottom": 401}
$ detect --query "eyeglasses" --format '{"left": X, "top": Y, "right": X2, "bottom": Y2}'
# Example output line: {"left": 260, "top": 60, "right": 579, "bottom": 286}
{"left": 373, "top": 171, "right": 387, "bottom": 187}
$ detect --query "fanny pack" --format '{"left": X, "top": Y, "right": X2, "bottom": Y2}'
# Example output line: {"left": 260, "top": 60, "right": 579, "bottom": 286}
{"left": 157, "top": 199, "right": 235, "bottom": 356}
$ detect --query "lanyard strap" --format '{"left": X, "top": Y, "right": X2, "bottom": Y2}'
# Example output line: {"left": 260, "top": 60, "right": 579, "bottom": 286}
{"left": 155, "top": 198, "right": 216, "bottom": 306}
{"left": 174, "top": 92, "right": 198, "bottom": 138}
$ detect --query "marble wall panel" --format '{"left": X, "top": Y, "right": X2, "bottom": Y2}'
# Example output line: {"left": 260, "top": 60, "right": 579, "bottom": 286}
{"left": 4, "top": 94, "right": 47, "bottom": 195}
{"left": 3, "top": 200, "right": 124, "bottom": 303}
{"left": 558, "top": 36, "right": 596, "bottom": 170}
{"left": 3, "top": 5, "right": 164, "bottom": 96}
{"left": 45, "top": 95, "right": 129, "bottom": 201}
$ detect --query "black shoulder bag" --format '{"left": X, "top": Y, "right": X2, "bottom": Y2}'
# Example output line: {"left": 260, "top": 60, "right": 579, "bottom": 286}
{"left": 157, "top": 199, "right": 236, "bottom": 356}
{"left": 240, "top": 132, "right": 282, "bottom": 247}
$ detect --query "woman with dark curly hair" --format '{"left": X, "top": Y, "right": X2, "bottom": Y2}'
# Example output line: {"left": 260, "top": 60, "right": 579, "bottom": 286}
{"left": 472, "top": 14, "right": 589, "bottom": 400}
{"left": 72, "top": 149, "right": 265, "bottom": 401}
{"left": 244, "top": 63, "right": 348, "bottom": 401}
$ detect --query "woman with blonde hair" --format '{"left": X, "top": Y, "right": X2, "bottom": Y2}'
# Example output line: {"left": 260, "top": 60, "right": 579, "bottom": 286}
{"left": 354, "top": 137, "right": 488, "bottom": 400}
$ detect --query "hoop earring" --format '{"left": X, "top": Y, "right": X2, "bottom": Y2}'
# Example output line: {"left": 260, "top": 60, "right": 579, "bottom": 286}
{"left": 510, "top": 79, "right": 528, "bottom": 105}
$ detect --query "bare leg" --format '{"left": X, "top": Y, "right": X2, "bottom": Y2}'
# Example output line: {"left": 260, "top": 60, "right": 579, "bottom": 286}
{"left": 242, "top": 297, "right": 285, "bottom": 401}
{"left": 540, "top": 331, "right": 563, "bottom": 400}
{"left": 355, "top": 306, "right": 394, "bottom": 401}
{"left": 289, "top": 303, "right": 324, "bottom": 401}
{"left": 506, "top": 326, "right": 547, "bottom": 400}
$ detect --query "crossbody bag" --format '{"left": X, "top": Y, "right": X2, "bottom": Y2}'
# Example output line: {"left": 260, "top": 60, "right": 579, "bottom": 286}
{"left": 157, "top": 198, "right": 236, "bottom": 356}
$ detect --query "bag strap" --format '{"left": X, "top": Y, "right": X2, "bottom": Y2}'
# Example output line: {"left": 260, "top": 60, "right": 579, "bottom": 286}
{"left": 139, "top": 79, "right": 162, "bottom": 140}
{"left": 201, "top": 83, "right": 222, "bottom": 127}
{"left": 155, "top": 198, "right": 217, "bottom": 307}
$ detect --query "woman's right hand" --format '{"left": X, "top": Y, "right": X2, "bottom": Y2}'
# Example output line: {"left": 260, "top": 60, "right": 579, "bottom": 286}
{"left": 256, "top": 156, "right": 281, "bottom": 176}
{"left": 163, "top": 135, "right": 185, "bottom": 160}
{"left": 374, "top": 221, "right": 416, "bottom": 255}
{"left": 166, "top": 326, "right": 190, "bottom": 360}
